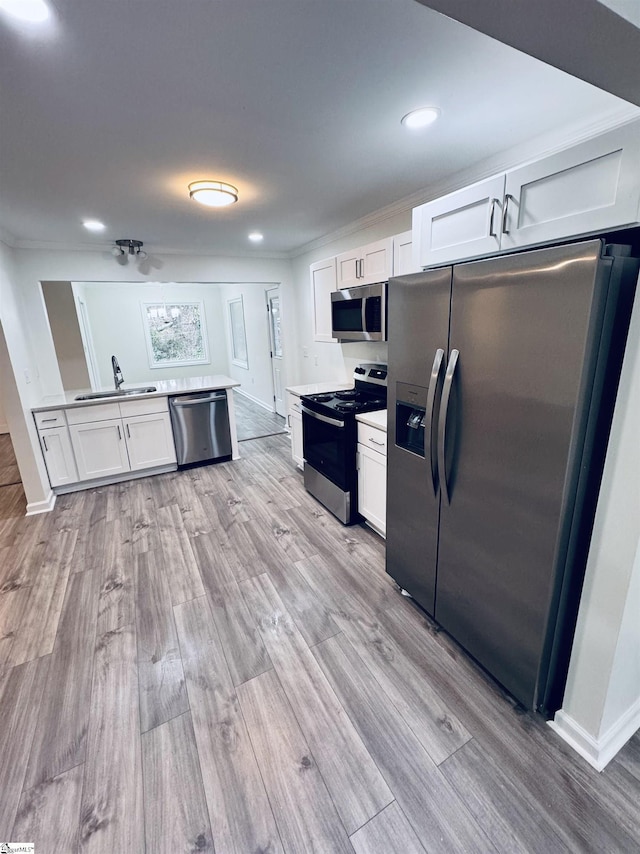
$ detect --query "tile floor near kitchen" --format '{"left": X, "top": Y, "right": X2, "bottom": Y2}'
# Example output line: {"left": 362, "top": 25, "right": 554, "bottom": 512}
{"left": 0, "top": 414, "right": 639, "bottom": 853}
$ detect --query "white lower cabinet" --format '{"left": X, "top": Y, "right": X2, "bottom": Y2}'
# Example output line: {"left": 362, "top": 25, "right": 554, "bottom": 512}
{"left": 38, "top": 426, "right": 78, "bottom": 487}
{"left": 124, "top": 412, "right": 176, "bottom": 471}
{"left": 287, "top": 393, "right": 304, "bottom": 468}
{"left": 69, "top": 418, "right": 131, "bottom": 481}
{"left": 357, "top": 422, "right": 387, "bottom": 537}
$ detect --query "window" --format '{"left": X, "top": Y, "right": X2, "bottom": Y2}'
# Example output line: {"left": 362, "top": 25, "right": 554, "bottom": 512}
{"left": 228, "top": 297, "right": 249, "bottom": 369}
{"left": 142, "top": 301, "right": 209, "bottom": 368}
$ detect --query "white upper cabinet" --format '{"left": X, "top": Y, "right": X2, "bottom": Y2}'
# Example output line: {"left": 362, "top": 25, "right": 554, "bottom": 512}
{"left": 337, "top": 237, "right": 393, "bottom": 288}
{"left": 502, "top": 122, "right": 640, "bottom": 250}
{"left": 413, "top": 175, "right": 505, "bottom": 268}
{"left": 310, "top": 256, "right": 337, "bottom": 343}
{"left": 392, "top": 230, "right": 418, "bottom": 276}
{"left": 413, "top": 121, "right": 640, "bottom": 268}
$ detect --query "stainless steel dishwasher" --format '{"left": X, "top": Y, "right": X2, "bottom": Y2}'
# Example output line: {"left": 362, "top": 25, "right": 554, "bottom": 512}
{"left": 169, "top": 390, "right": 232, "bottom": 466}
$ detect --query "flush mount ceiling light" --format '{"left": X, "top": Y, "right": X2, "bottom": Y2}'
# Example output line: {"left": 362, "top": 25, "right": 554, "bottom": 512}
{"left": 0, "top": 0, "right": 50, "bottom": 22}
{"left": 248, "top": 232, "right": 263, "bottom": 243}
{"left": 401, "top": 106, "right": 441, "bottom": 130}
{"left": 82, "top": 219, "right": 106, "bottom": 233}
{"left": 189, "top": 180, "right": 238, "bottom": 208}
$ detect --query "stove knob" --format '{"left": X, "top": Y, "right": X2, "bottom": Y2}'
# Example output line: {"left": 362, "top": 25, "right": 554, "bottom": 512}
{"left": 355, "top": 367, "right": 366, "bottom": 374}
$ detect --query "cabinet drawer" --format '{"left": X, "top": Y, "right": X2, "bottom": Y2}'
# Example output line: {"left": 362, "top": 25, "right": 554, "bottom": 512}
{"left": 357, "top": 423, "right": 387, "bottom": 456}
{"left": 66, "top": 402, "right": 122, "bottom": 425}
{"left": 119, "top": 396, "right": 168, "bottom": 417}
{"left": 34, "top": 409, "right": 66, "bottom": 429}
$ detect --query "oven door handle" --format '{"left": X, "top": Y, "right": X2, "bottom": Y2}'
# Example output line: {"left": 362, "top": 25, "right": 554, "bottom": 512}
{"left": 301, "top": 405, "right": 345, "bottom": 428}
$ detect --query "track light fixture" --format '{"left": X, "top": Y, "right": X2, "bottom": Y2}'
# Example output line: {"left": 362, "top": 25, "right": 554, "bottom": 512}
{"left": 111, "top": 238, "right": 147, "bottom": 261}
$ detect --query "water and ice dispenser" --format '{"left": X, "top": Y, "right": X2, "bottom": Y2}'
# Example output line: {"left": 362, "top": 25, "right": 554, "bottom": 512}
{"left": 395, "top": 382, "right": 428, "bottom": 457}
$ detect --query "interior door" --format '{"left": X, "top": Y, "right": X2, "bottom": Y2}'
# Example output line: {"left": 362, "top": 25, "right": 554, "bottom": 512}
{"left": 385, "top": 267, "right": 452, "bottom": 615}
{"left": 435, "top": 240, "right": 606, "bottom": 709}
{"left": 266, "top": 287, "right": 285, "bottom": 417}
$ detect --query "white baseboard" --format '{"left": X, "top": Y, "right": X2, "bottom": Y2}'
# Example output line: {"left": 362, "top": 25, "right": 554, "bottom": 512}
{"left": 233, "top": 387, "right": 276, "bottom": 413}
{"left": 26, "top": 490, "right": 56, "bottom": 515}
{"left": 549, "top": 698, "right": 640, "bottom": 771}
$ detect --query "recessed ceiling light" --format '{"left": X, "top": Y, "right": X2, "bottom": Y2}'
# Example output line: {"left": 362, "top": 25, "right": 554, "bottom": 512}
{"left": 0, "top": 0, "right": 50, "bottom": 23}
{"left": 189, "top": 180, "right": 238, "bottom": 207}
{"left": 248, "top": 232, "right": 263, "bottom": 243}
{"left": 401, "top": 106, "right": 441, "bottom": 130}
{"left": 82, "top": 219, "right": 106, "bottom": 233}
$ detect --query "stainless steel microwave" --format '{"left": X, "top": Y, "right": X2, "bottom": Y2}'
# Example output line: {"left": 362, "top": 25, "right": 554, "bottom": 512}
{"left": 330, "top": 282, "right": 387, "bottom": 342}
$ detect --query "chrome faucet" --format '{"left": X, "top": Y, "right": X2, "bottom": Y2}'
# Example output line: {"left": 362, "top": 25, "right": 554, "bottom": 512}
{"left": 111, "top": 355, "right": 124, "bottom": 390}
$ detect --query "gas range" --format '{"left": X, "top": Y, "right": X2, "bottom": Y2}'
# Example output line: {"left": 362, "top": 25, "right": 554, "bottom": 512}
{"left": 300, "top": 363, "right": 387, "bottom": 525}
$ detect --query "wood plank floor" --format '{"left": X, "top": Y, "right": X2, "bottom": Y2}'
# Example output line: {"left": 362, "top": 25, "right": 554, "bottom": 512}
{"left": 0, "top": 432, "right": 639, "bottom": 852}
{"left": 0, "top": 432, "right": 21, "bottom": 487}
{"left": 233, "top": 389, "right": 287, "bottom": 441}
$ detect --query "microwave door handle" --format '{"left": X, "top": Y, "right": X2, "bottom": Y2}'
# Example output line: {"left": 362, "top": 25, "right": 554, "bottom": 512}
{"left": 361, "top": 296, "right": 367, "bottom": 334}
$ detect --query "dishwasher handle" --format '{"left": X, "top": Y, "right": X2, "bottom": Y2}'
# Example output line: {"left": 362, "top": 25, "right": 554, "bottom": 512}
{"left": 170, "top": 392, "right": 227, "bottom": 407}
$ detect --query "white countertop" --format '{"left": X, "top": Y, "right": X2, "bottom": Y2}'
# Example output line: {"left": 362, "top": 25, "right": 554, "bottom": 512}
{"left": 32, "top": 374, "right": 241, "bottom": 412}
{"left": 356, "top": 409, "right": 387, "bottom": 431}
{"left": 286, "top": 381, "right": 353, "bottom": 397}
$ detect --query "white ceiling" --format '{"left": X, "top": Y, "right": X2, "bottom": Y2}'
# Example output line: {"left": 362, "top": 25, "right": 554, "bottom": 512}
{"left": 0, "top": 0, "right": 636, "bottom": 257}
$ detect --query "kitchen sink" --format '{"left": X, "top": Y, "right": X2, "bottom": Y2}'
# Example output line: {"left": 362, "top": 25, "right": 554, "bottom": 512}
{"left": 74, "top": 386, "right": 157, "bottom": 401}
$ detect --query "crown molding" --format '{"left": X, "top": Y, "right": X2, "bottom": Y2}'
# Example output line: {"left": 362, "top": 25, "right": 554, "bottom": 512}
{"left": 289, "top": 106, "right": 640, "bottom": 260}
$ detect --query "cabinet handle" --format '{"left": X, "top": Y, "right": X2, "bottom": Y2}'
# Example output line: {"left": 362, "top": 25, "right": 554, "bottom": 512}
{"left": 42, "top": 436, "right": 48, "bottom": 452}
{"left": 287, "top": 414, "right": 291, "bottom": 428}
{"left": 502, "top": 194, "right": 514, "bottom": 235}
{"left": 126, "top": 424, "right": 130, "bottom": 439}
{"left": 356, "top": 259, "right": 361, "bottom": 279}
{"left": 117, "top": 425, "right": 122, "bottom": 440}
{"left": 488, "top": 198, "right": 498, "bottom": 238}
{"left": 368, "top": 437, "right": 385, "bottom": 446}
{"left": 41, "top": 417, "right": 57, "bottom": 423}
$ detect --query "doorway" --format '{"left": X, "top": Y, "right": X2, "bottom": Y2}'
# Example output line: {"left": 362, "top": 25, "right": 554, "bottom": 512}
{"left": 266, "top": 287, "right": 285, "bottom": 417}
{"left": 0, "top": 323, "right": 26, "bottom": 523}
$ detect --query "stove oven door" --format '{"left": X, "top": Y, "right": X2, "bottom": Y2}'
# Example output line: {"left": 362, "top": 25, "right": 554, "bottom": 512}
{"left": 301, "top": 404, "right": 358, "bottom": 523}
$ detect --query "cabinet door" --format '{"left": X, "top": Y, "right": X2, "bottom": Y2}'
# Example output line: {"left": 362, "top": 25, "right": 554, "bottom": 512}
{"left": 39, "top": 426, "right": 78, "bottom": 487}
{"left": 360, "top": 237, "right": 393, "bottom": 285}
{"left": 392, "top": 230, "right": 417, "bottom": 276}
{"left": 336, "top": 248, "right": 362, "bottom": 289}
{"left": 310, "top": 257, "right": 337, "bottom": 342}
{"left": 69, "top": 419, "right": 130, "bottom": 481}
{"left": 502, "top": 122, "right": 640, "bottom": 250}
{"left": 413, "top": 175, "right": 505, "bottom": 268}
{"left": 357, "top": 443, "right": 386, "bottom": 536}
{"left": 124, "top": 412, "right": 177, "bottom": 471}
{"left": 289, "top": 406, "right": 304, "bottom": 469}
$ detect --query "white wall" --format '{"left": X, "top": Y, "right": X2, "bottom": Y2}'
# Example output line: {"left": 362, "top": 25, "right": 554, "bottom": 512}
{"left": 557, "top": 278, "right": 640, "bottom": 762}
{"left": 0, "top": 242, "right": 52, "bottom": 510}
{"left": 41, "top": 281, "right": 91, "bottom": 391}
{"left": 219, "top": 283, "right": 275, "bottom": 409}
{"left": 76, "top": 281, "right": 229, "bottom": 387}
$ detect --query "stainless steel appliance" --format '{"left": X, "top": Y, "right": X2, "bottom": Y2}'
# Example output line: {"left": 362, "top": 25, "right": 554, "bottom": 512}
{"left": 331, "top": 282, "right": 387, "bottom": 342}
{"left": 386, "top": 239, "right": 639, "bottom": 713}
{"left": 169, "top": 390, "right": 232, "bottom": 466}
{"left": 301, "top": 364, "right": 387, "bottom": 523}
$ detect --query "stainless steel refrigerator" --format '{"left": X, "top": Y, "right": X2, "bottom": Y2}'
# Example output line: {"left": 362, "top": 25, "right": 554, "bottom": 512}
{"left": 386, "top": 239, "right": 639, "bottom": 713}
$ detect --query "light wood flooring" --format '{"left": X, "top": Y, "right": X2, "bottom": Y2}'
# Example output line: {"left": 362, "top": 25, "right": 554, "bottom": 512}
{"left": 233, "top": 389, "right": 287, "bottom": 442}
{"left": 0, "top": 432, "right": 639, "bottom": 852}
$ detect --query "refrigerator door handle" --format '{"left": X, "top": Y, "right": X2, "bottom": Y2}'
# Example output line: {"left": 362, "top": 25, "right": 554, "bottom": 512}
{"left": 425, "top": 348, "right": 445, "bottom": 496}
{"left": 438, "top": 348, "right": 459, "bottom": 505}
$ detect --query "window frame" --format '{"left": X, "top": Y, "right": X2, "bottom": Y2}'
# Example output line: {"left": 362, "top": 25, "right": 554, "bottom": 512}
{"left": 227, "top": 296, "right": 249, "bottom": 369}
{"left": 141, "top": 300, "right": 210, "bottom": 369}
